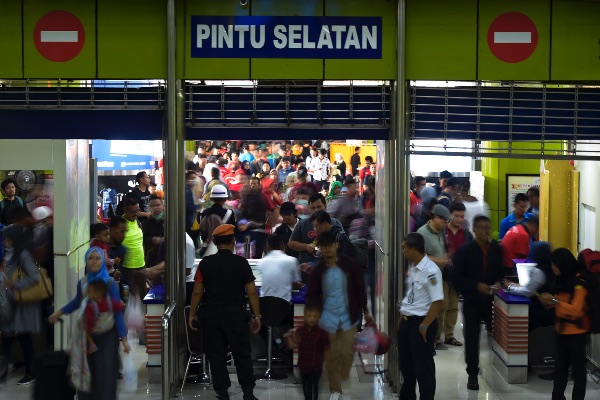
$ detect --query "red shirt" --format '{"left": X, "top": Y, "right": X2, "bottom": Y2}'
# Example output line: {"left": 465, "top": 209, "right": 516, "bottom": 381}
{"left": 85, "top": 297, "right": 124, "bottom": 333}
{"left": 446, "top": 226, "right": 466, "bottom": 258}
{"left": 501, "top": 224, "right": 531, "bottom": 268}
{"left": 409, "top": 191, "right": 421, "bottom": 215}
{"left": 296, "top": 324, "right": 330, "bottom": 373}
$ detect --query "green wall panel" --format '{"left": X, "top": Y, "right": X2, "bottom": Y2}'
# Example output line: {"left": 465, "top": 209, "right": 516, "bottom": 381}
{"left": 551, "top": 0, "right": 600, "bottom": 81}
{"left": 324, "top": 0, "right": 396, "bottom": 80}
{"left": 250, "top": 0, "right": 323, "bottom": 80}
{"left": 0, "top": 1, "right": 23, "bottom": 78}
{"left": 23, "top": 0, "right": 96, "bottom": 78}
{"left": 478, "top": 0, "right": 551, "bottom": 81}
{"left": 406, "top": 0, "right": 477, "bottom": 81}
{"left": 97, "top": 0, "right": 167, "bottom": 79}
{"left": 180, "top": 0, "right": 250, "bottom": 79}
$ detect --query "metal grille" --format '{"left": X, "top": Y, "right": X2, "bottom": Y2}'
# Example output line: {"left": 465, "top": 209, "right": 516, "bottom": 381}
{"left": 184, "top": 80, "right": 391, "bottom": 139}
{"left": 0, "top": 80, "right": 165, "bottom": 109}
{"left": 409, "top": 81, "right": 600, "bottom": 160}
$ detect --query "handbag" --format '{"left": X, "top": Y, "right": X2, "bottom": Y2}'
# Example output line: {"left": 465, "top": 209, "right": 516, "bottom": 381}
{"left": 11, "top": 264, "right": 54, "bottom": 303}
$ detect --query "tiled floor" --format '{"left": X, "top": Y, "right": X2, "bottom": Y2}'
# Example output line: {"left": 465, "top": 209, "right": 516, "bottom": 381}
{"left": 2, "top": 320, "right": 600, "bottom": 399}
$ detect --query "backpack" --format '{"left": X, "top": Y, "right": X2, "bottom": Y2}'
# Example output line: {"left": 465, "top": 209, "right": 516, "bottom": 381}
{"left": 338, "top": 232, "right": 369, "bottom": 268}
{"left": 576, "top": 248, "right": 600, "bottom": 334}
{"left": 0, "top": 196, "right": 24, "bottom": 213}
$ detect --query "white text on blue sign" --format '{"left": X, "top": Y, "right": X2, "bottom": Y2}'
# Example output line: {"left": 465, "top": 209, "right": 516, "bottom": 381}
{"left": 191, "top": 16, "right": 383, "bottom": 59}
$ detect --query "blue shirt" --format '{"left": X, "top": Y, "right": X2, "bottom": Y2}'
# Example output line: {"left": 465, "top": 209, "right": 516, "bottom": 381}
{"left": 319, "top": 265, "right": 353, "bottom": 333}
{"left": 278, "top": 167, "right": 295, "bottom": 183}
{"left": 499, "top": 211, "right": 536, "bottom": 239}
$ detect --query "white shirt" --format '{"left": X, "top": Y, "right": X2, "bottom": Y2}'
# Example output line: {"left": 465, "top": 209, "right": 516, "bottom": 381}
{"left": 312, "top": 157, "right": 331, "bottom": 181}
{"left": 398, "top": 255, "right": 444, "bottom": 317}
{"left": 185, "top": 233, "right": 198, "bottom": 283}
{"left": 258, "top": 250, "right": 300, "bottom": 302}
{"left": 506, "top": 267, "right": 546, "bottom": 298}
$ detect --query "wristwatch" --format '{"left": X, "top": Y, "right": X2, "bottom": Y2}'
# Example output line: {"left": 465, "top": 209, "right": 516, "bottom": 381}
{"left": 253, "top": 315, "right": 262, "bottom": 320}
{"left": 551, "top": 298, "right": 559, "bottom": 305}
{"left": 419, "top": 324, "right": 428, "bottom": 332}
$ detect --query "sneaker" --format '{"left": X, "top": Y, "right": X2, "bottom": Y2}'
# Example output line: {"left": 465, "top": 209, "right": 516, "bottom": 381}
{"left": 17, "top": 375, "right": 35, "bottom": 386}
{"left": 467, "top": 375, "right": 479, "bottom": 390}
{"left": 329, "top": 392, "right": 341, "bottom": 400}
{"left": 242, "top": 396, "right": 259, "bottom": 400}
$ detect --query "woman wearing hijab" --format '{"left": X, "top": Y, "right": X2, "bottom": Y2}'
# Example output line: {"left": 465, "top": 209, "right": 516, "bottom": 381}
{"left": 539, "top": 248, "right": 590, "bottom": 400}
{"left": 49, "top": 247, "right": 130, "bottom": 400}
{"left": 326, "top": 181, "right": 343, "bottom": 203}
{"left": 1, "top": 224, "right": 40, "bottom": 385}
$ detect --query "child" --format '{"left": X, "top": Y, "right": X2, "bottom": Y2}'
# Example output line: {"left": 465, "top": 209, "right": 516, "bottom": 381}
{"left": 287, "top": 302, "right": 330, "bottom": 400}
{"left": 84, "top": 280, "right": 124, "bottom": 353}
{"left": 90, "top": 223, "right": 119, "bottom": 273}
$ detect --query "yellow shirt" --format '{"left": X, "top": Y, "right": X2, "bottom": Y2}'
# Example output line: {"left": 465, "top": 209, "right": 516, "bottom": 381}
{"left": 122, "top": 219, "right": 145, "bottom": 269}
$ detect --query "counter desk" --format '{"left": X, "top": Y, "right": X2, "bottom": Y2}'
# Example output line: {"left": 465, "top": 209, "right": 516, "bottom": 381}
{"left": 491, "top": 289, "right": 531, "bottom": 384}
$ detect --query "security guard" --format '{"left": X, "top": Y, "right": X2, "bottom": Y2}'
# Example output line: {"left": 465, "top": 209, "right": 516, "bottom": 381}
{"left": 396, "top": 232, "right": 444, "bottom": 400}
{"left": 188, "top": 224, "right": 261, "bottom": 400}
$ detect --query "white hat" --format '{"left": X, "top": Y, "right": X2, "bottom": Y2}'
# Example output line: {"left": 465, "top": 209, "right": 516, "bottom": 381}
{"left": 210, "top": 184, "right": 229, "bottom": 198}
{"left": 32, "top": 206, "right": 53, "bottom": 221}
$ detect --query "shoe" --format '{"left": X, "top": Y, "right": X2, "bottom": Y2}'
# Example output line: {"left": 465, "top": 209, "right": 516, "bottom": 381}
{"left": 538, "top": 371, "right": 554, "bottom": 381}
{"left": 242, "top": 396, "right": 259, "bottom": 400}
{"left": 118, "top": 372, "right": 124, "bottom": 379}
{"left": 17, "top": 375, "right": 35, "bottom": 386}
{"left": 88, "top": 343, "right": 98, "bottom": 354}
{"left": 467, "top": 375, "right": 479, "bottom": 390}
{"left": 216, "top": 390, "right": 230, "bottom": 400}
{"left": 433, "top": 349, "right": 437, "bottom": 356}
{"left": 444, "top": 337, "right": 463, "bottom": 346}
{"left": 329, "top": 393, "right": 341, "bottom": 400}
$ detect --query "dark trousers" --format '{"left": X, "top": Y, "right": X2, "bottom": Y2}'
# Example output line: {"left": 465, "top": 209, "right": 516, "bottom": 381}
{"left": 1, "top": 334, "right": 33, "bottom": 375}
{"left": 552, "top": 333, "right": 588, "bottom": 400}
{"left": 301, "top": 367, "right": 322, "bottom": 400}
{"left": 397, "top": 316, "right": 437, "bottom": 400}
{"left": 120, "top": 267, "right": 147, "bottom": 302}
{"left": 205, "top": 306, "right": 255, "bottom": 394}
{"left": 462, "top": 299, "right": 493, "bottom": 377}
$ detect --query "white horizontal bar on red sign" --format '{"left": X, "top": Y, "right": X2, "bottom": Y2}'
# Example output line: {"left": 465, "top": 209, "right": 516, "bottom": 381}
{"left": 493, "top": 32, "right": 532, "bottom": 44}
{"left": 40, "top": 31, "right": 78, "bottom": 43}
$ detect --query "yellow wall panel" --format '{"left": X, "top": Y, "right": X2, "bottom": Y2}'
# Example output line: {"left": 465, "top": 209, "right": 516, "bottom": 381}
{"left": 324, "top": 0, "right": 396, "bottom": 80}
{"left": 406, "top": 0, "right": 477, "bottom": 81}
{"left": 23, "top": 0, "right": 96, "bottom": 78}
{"left": 0, "top": 2, "right": 23, "bottom": 78}
{"left": 97, "top": 0, "right": 167, "bottom": 79}
{"left": 478, "top": 0, "right": 551, "bottom": 81}
{"left": 551, "top": 0, "right": 600, "bottom": 81}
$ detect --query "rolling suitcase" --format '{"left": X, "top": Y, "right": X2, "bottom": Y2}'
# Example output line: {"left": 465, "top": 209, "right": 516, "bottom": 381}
{"left": 33, "top": 318, "right": 75, "bottom": 400}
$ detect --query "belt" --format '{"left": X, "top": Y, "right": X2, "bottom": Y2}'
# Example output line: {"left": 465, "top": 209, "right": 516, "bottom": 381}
{"left": 402, "top": 314, "right": 425, "bottom": 321}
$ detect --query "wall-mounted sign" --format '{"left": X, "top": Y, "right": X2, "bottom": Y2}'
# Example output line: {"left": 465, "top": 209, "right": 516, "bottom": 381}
{"left": 506, "top": 174, "right": 540, "bottom": 213}
{"left": 487, "top": 12, "right": 538, "bottom": 63}
{"left": 92, "top": 140, "right": 154, "bottom": 171}
{"left": 33, "top": 10, "right": 86, "bottom": 62}
{"left": 191, "top": 16, "right": 382, "bottom": 59}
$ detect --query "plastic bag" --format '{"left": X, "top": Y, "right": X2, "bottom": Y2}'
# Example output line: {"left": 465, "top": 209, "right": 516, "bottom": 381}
{"left": 124, "top": 295, "right": 145, "bottom": 331}
{"left": 353, "top": 326, "right": 378, "bottom": 354}
{"left": 122, "top": 353, "right": 138, "bottom": 392}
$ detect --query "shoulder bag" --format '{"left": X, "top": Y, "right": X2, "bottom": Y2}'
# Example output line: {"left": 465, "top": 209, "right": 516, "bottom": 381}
{"left": 10, "top": 263, "right": 53, "bottom": 303}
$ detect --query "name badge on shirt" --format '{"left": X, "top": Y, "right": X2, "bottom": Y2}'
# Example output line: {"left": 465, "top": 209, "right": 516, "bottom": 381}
{"left": 428, "top": 273, "right": 438, "bottom": 286}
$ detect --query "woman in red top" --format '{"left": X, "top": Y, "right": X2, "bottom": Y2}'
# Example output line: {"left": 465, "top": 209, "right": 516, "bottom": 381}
{"left": 539, "top": 248, "right": 591, "bottom": 400}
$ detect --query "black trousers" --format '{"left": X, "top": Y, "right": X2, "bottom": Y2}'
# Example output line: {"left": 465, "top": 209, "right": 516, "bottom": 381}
{"left": 1, "top": 334, "right": 33, "bottom": 375}
{"left": 397, "top": 316, "right": 437, "bottom": 400}
{"left": 552, "top": 333, "right": 588, "bottom": 400}
{"left": 204, "top": 306, "right": 255, "bottom": 394}
{"left": 462, "top": 299, "right": 493, "bottom": 377}
{"left": 301, "top": 367, "right": 322, "bottom": 400}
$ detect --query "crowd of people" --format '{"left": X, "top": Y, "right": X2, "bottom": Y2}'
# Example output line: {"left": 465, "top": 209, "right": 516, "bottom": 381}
{"left": 401, "top": 170, "right": 595, "bottom": 400}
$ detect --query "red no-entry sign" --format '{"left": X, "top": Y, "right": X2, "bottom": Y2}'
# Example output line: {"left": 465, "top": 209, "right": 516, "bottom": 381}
{"left": 487, "top": 12, "right": 538, "bottom": 63}
{"left": 34, "top": 10, "right": 86, "bottom": 62}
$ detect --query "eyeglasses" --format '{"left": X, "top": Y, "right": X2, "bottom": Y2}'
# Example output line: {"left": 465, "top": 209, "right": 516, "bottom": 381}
{"left": 125, "top": 208, "right": 140, "bottom": 214}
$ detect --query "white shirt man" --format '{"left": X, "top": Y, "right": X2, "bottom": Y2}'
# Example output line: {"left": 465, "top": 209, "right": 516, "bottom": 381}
{"left": 258, "top": 237, "right": 302, "bottom": 302}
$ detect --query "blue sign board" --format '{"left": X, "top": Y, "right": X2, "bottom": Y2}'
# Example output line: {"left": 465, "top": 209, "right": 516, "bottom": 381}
{"left": 92, "top": 140, "right": 155, "bottom": 171}
{"left": 191, "top": 16, "right": 382, "bottom": 59}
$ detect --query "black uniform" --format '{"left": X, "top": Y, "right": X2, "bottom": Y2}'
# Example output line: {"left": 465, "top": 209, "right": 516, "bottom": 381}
{"left": 451, "top": 240, "right": 504, "bottom": 378}
{"left": 197, "top": 249, "right": 256, "bottom": 395}
{"left": 273, "top": 219, "right": 300, "bottom": 259}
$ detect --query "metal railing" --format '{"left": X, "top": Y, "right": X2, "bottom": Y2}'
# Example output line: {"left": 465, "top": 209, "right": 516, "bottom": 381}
{"left": 0, "top": 79, "right": 165, "bottom": 110}
{"left": 162, "top": 301, "right": 177, "bottom": 399}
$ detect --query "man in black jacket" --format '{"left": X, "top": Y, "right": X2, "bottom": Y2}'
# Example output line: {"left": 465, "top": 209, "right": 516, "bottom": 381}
{"left": 451, "top": 215, "right": 504, "bottom": 391}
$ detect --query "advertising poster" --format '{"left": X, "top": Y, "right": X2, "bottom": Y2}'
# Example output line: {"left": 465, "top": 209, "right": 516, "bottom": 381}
{"left": 506, "top": 174, "right": 540, "bottom": 212}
